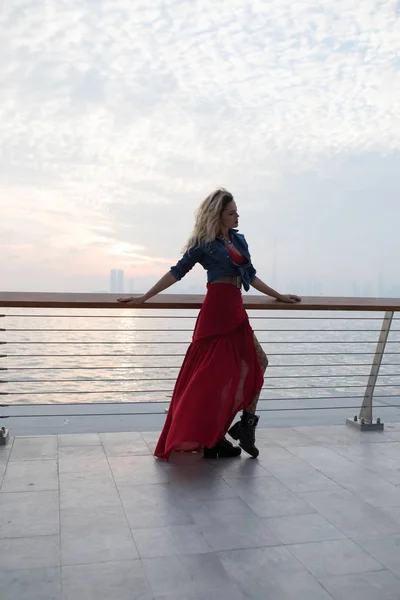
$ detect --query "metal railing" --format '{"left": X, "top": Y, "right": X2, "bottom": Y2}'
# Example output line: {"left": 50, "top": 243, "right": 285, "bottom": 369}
{"left": 1, "top": 292, "right": 400, "bottom": 438}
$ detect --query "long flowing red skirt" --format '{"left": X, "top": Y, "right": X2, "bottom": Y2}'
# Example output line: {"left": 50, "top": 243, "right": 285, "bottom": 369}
{"left": 154, "top": 283, "right": 264, "bottom": 461}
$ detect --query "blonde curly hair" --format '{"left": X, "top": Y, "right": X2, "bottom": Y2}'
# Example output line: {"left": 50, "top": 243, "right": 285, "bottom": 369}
{"left": 182, "top": 188, "right": 234, "bottom": 252}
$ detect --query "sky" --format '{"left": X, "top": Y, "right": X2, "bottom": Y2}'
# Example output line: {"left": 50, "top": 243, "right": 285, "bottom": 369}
{"left": 1, "top": 0, "right": 400, "bottom": 296}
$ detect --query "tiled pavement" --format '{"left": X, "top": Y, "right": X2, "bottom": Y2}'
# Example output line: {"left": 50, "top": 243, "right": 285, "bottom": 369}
{"left": 2, "top": 424, "right": 400, "bottom": 599}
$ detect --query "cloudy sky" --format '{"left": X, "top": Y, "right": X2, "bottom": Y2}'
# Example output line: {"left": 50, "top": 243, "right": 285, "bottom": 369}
{"left": 1, "top": 0, "right": 400, "bottom": 296}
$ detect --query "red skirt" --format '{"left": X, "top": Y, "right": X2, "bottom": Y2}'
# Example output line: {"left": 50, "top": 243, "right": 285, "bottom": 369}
{"left": 154, "top": 283, "right": 264, "bottom": 461}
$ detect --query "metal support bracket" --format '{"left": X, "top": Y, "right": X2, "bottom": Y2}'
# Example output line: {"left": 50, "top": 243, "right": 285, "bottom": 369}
{"left": 0, "top": 426, "right": 9, "bottom": 445}
{"left": 347, "top": 311, "right": 393, "bottom": 432}
{"left": 0, "top": 327, "right": 8, "bottom": 443}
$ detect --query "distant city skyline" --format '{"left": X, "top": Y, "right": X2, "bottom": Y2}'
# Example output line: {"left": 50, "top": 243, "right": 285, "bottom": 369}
{"left": 102, "top": 270, "right": 137, "bottom": 294}
{"left": 109, "top": 269, "right": 125, "bottom": 294}
{"left": 96, "top": 267, "right": 400, "bottom": 299}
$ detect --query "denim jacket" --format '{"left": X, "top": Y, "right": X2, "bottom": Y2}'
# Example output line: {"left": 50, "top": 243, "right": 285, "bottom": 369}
{"left": 170, "top": 229, "right": 257, "bottom": 292}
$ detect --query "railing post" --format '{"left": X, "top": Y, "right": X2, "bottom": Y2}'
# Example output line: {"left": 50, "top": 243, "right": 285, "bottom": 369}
{"left": 0, "top": 314, "right": 9, "bottom": 445}
{"left": 347, "top": 310, "right": 393, "bottom": 431}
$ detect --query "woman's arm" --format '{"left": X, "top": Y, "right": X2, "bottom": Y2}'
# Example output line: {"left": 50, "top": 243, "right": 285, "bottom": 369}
{"left": 118, "top": 244, "right": 203, "bottom": 305}
{"left": 118, "top": 271, "right": 177, "bottom": 304}
{"left": 141, "top": 271, "right": 178, "bottom": 300}
{"left": 250, "top": 276, "right": 280, "bottom": 299}
{"left": 251, "top": 276, "right": 301, "bottom": 303}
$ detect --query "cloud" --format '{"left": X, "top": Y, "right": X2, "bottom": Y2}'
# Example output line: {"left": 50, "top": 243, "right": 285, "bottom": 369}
{"left": 1, "top": 0, "right": 400, "bottom": 292}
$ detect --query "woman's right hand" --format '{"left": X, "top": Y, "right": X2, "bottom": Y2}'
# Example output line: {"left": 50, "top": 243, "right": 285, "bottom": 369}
{"left": 277, "top": 294, "right": 301, "bottom": 304}
{"left": 117, "top": 295, "right": 148, "bottom": 304}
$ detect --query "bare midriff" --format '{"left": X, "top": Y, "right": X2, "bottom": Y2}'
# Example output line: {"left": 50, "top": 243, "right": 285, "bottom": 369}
{"left": 210, "top": 276, "right": 242, "bottom": 287}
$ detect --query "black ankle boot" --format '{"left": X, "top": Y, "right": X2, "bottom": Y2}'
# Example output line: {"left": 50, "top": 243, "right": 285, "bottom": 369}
{"left": 203, "top": 437, "right": 242, "bottom": 459}
{"left": 228, "top": 412, "right": 259, "bottom": 458}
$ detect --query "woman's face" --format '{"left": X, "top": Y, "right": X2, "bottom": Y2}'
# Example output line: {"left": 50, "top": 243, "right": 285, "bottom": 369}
{"left": 220, "top": 200, "right": 239, "bottom": 231}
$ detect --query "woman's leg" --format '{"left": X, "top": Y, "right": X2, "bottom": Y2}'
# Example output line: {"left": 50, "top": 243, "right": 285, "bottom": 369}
{"left": 228, "top": 334, "right": 268, "bottom": 458}
{"left": 245, "top": 334, "right": 268, "bottom": 414}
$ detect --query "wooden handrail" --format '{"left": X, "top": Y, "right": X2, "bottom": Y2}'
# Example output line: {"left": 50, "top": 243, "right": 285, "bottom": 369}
{"left": 1, "top": 292, "right": 400, "bottom": 311}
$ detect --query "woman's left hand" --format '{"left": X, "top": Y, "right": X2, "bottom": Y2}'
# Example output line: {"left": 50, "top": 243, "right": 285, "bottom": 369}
{"left": 277, "top": 294, "right": 301, "bottom": 303}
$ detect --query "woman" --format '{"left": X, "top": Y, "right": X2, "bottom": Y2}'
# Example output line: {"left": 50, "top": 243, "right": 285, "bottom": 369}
{"left": 118, "top": 189, "right": 301, "bottom": 461}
